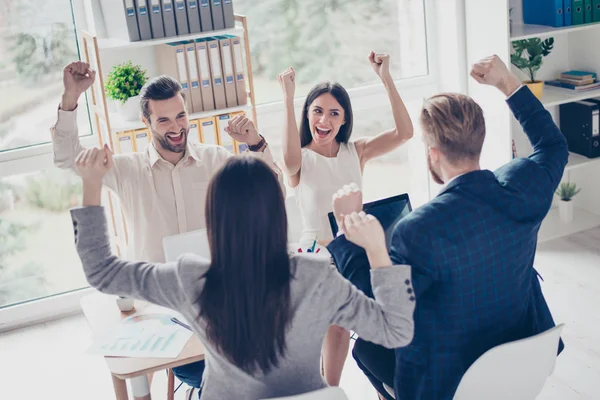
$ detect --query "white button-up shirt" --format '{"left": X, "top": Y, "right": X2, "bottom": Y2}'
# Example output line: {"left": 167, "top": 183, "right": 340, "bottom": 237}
{"left": 51, "top": 108, "right": 283, "bottom": 262}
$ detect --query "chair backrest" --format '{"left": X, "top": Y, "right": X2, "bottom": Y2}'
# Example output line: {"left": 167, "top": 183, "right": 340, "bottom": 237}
{"left": 262, "top": 387, "right": 349, "bottom": 400}
{"left": 285, "top": 193, "right": 304, "bottom": 243}
{"left": 453, "top": 324, "right": 565, "bottom": 400}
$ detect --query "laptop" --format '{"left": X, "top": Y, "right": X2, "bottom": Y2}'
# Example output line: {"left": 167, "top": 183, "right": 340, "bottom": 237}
{"left": 162, "top": 229, "right": 211, "bottom": 262}
{"left": 328, "top": 193, "right": 412, "bottom": 249}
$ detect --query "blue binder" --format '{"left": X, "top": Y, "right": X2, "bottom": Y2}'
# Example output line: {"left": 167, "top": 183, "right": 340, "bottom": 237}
{"left": 564, "top": 0, "right": 573, "bottom": 25}
{"left": 585, "top": 0, "right": 593, "bottom": 22}
{"left": 523, "top": 0, "right": 564, "bottom": 27}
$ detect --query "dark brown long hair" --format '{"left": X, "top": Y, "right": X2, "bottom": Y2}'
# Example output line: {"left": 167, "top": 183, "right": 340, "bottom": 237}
{"left": 199, "top": 156, "right": 291, "bottom": 375}
{"left": 299, "top": 82, "right": 354, "bottom": 147}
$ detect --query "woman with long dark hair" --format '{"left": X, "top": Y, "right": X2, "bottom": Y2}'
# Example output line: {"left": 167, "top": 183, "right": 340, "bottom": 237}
{"left": 70, "top": 147, "right": 415, "bottom": 399}
{"left": 278, "top": 52, "right": 414, "bottom": 247}
{"left": 279, "top": 52, "right": 415, "bottom": 386}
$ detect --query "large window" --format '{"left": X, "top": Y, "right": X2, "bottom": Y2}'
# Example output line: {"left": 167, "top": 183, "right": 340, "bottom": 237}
{"left": 0, "top": 169, "right": 87, "bottom": 307}
{"left": 235, "top": 0, "right": 428, "bottom": 105}
{"left": 0, "top": 0, "right": 91, "bottom": 154}
{"left": 0, "top": 0, "right": 94, "bottom": 310}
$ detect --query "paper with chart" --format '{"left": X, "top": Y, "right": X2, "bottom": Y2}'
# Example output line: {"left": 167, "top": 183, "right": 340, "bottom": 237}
{"left": 87, "top": 308, "right": 194, "bottom": 358}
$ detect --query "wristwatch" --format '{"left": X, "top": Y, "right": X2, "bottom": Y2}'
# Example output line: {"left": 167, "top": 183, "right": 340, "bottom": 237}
{"left": 247, "top": 135, "right": 266, "bottom": 152}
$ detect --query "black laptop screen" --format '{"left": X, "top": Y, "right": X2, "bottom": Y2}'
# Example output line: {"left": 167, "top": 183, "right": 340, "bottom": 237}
{"left": 328, "top": 193, "right": 412, "bottom": 249}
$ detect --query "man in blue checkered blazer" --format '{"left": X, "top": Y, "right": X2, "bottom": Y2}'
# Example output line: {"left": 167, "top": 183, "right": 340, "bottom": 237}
{"left": 326, "top": 55, "right": 567, "bottom": 400}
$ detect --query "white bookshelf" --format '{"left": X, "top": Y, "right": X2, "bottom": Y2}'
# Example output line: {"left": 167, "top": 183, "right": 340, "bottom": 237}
{"left": 97, "top": 27, "right": 244, "bottom": 50}
{"left": 80, "top": 14, "right": 258, "bottom": 145}
{"left": 541, "top": 86, "right": 600, "bottom": 108}
{"left": 466, "top": 0, "right": 600, "bottom": 243}
{"left": 510, "top": 21, "right": 600, "bottom": 41}
{"left": 565, "top": 152, "right": 600, "bottom": 172}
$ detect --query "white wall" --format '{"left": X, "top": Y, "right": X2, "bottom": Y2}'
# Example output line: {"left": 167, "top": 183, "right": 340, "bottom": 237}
{"left": 432, "top": 0, "right": 468, "bottom": 94}
{"left": 465, "top": 0, "right": 512, "bottom": 171}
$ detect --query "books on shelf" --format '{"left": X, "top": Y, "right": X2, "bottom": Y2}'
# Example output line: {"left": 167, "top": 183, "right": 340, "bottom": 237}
{"left": 546, "top": 80, "right": 600, "bottom": 91}
{"left": 546, "top": 70, "right": 600, "bottom": 91}
{"left": 559, "top": 76, "right": 595, "bottom": 85}
{"left": 561, "top": 70, "right": 597, "bottom": 81}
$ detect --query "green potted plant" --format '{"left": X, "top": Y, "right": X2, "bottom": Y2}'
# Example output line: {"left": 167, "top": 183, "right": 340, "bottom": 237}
{"left": 105, "top": 61, "right": 147, "bottom": 121}
{"left": 555, "top": 182, "right": 581, "bottom": 223}
{"left": 511, "top": 37, "right": 554, "bottom": 99}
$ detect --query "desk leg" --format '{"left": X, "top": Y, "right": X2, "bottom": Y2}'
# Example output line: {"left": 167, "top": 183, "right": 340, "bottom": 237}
{"left": 131, "top": 375, "right": 152, "bottom": 400}
{"left": 167, "top": 369, "right": 175, "bottom": 400}
{"left": 111, "top": 374, "right": 129, "bottom": 400}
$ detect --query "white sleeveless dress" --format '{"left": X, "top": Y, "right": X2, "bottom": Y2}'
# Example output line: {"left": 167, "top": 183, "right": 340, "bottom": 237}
{"left": 293, "top": 142, "right": 363, "bottom": 244}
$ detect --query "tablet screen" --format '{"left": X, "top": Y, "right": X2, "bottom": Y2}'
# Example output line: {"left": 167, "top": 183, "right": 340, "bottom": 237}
{"left": 328, "top": 193, "right": 412, "bottom": 248}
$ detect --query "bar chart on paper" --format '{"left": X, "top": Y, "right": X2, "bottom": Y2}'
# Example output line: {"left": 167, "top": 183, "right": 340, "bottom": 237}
{"left": 87, "top": 312, "right": 193, "bottom": 358}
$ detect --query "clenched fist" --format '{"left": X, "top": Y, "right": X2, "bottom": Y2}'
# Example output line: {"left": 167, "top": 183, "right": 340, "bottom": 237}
{"left": 62, "top": 61, "right": 96, "bottom": 111}
{"left": 343, "top": 211, "right": 387, "bottom": 257}
{"left": 470, "top": 55, "right": 521, "bottom": 96}
{"left": 369, "top": 51, "right": 391, "bottom": 80}
{"left": 332, "top": 183, "right": 363, "bottom": 230}
{"left": 278, "top": 67, "right": 296, "bottom": 102}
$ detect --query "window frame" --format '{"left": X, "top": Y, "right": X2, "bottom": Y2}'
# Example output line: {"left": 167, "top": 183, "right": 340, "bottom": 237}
{"left": 0, "top": 135, "right": 97, "bottom": 179}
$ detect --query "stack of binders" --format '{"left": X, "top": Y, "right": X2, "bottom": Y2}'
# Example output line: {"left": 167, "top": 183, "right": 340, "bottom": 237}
{"left": 155, "top": 35, "right": 247, "bottom": 114}
{"left": 559, "top": 98, "right": 600, "bottom": 158}
{"left": 102, "top": 0, "right": 236, "bottom": 42}
{"left": 115, "top": 127, "right": 152, "bottom": 153}
{"left": 523, "top": 0, "right": 600, "bottom": 27}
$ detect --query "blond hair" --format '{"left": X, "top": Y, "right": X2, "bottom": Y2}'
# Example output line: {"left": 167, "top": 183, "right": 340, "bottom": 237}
{"left": 420, "top": 93, "right": 485, "bottom": 163}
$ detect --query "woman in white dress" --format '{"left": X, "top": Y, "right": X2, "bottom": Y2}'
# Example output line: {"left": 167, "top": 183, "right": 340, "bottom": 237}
{"left": 278, "top": 51, "right": 415, "bottom": 386}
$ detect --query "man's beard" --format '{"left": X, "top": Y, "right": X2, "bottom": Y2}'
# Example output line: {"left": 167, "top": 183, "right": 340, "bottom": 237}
{"left": 427, "top": 153, "right": 444, "bottom": 185}
{"left": 154, "top": 127, "right": 189, "bottom": 153}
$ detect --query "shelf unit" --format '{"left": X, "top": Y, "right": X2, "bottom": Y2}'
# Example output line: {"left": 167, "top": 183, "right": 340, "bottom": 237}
{"left": 97, "top": 26, "right": 244, "bottom": 50}
{"left": 79, "top": 14, "right": 259, "bottom": 256}
{"left": 510, "top": 21, "right": 600, "bottom": 41}
{"left": 538, "top": 207, "right": 600, "bottom": 243}
{"left": 539, "top": 86, "right": 600, "bottom": 108}
{"left": 565, "top": 152, "right": 600, "bottom": 172}
{"left": 466, "top": 0, "right": 600, "bottom": 243}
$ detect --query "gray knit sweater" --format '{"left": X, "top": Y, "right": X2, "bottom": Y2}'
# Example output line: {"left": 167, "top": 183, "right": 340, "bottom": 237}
{"left": 71, "top": 206, "right": 415, "bottom": 400}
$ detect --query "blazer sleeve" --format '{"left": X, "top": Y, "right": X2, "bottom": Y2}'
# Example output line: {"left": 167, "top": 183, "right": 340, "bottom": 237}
{"left": 327, "top": 235, "right": 375, "bottom": 298}
{"left": 504, "top": 86, "right": 569, "bottom": 192}
{"left": 389, "top": 220, "right": 437, "bottom": 298}
{"left": 71, "top": 206, "right": 197, "bottom": 310}
{"left": 321, "top": 262, "right": 415, "bottom": 349}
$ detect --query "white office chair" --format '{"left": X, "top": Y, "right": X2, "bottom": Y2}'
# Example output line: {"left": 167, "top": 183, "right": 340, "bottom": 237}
{"left": 453, "top": 323, "right": 565, "bottom": 400}
{"left": 262, "top": 387, "right": 349, "bottom": 400}
{"left": 285, "top": 193, "right": 304, "bottom": 243}
{"left": 382, "top": 324, "right": 565, "bottom": 400}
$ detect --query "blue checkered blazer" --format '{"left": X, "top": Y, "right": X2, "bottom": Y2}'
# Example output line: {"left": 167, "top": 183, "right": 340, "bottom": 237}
{"left": 328, "top": 86, "right": 568, "bottom": 400}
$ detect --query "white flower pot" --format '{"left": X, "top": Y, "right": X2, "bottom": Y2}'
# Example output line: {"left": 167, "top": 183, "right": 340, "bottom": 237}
{"left": 119, "top": 95, "right": 140, "bottom": 121}
{"left": 558, "top": 200, "right": 574, "bottom": 224}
